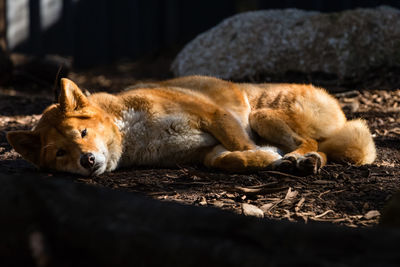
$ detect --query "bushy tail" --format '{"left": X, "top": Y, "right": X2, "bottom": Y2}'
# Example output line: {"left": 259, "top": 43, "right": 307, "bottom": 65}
{"left": 319, "top": 119, "right": 376, "bottom": 165}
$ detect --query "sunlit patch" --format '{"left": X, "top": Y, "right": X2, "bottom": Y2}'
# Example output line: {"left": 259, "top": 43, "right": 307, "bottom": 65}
{"left": 115, "top": 108, "right": 217, "bottom": 167}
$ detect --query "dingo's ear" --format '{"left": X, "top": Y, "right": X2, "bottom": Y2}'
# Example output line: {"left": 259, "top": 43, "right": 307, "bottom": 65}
{"left": 59, "top": 78, "right": 89, "bottom": 112}
{"left": 7, "top": 130, "right": 41, "bottom": 166}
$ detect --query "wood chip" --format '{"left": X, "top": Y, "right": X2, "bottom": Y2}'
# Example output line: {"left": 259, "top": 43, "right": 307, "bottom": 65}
{"left": 198, "top": 197, "right": 207, "bottom": 206}
{"left": 221, "top": 198, "right": 235, "bottom": 204}
{"left": 260, "top": 202, "right": 277, "bottom": 213}
{"left": 242, "top": 203, "right": 264, "bottom": 218}
{"left": 210, "top": 200, "right": 224, "bottom": 208}
{"left": 295, "top": 197, "right": 306, "bottom": 212}
{"left": 284, "top": 187, "right": 298, "bottom": 200}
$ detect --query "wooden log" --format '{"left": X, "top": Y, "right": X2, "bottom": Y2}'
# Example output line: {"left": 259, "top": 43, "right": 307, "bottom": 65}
{"left": 0, "top": 173, "right": 399, "bottom": 267}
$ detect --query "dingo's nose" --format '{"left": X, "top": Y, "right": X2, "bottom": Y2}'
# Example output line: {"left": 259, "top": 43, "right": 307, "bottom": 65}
{"left": 80, "top": 153, "right": 95, "bottom": 169}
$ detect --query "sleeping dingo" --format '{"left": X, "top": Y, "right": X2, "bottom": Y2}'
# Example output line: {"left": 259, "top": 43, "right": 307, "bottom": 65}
{"left": 7, "top": 76, "right": 376, "bottom": 176}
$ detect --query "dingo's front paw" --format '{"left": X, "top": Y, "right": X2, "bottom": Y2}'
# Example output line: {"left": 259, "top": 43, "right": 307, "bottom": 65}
{"left": 296, "top": 152, "right": 322, "bottom": 175}
{"left": 271, "top": 153, "right": 299, "bottom": 173}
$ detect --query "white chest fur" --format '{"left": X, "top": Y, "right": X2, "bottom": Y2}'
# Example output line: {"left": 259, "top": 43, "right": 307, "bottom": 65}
{"left": 115, "top": 109, "right": 217, "bottom": 167}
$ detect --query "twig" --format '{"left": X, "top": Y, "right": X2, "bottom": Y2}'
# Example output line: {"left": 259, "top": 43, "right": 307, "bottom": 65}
{"left": 314, "top": 210, "right": 335, "bottom": 218}
{"left": 334, "top": 90, "right": 360, "bottom": 98}
{"left": 318, "top": 190, "right": 331, "bottom": 199}
{"left": 262, "top": 170, "right": 308, "bottom": 185}
{"left": 233, "top": 185, "right": 288, "bottom": 195}
{"left": 172, "top": 181, "right": 214, "bottom": 186}
{"left": 238, "top": 182, "right": 280, "bottom": 189}
{"left": 318, "top": 189, "right": 346, "bottom": 199}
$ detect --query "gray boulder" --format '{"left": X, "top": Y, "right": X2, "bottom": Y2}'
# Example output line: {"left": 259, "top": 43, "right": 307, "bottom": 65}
{"left": 172, "top": 6, "right": 400, "bottom": 81}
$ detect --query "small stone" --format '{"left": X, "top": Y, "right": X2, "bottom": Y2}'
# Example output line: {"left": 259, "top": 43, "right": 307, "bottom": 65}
{"left": 242, "top": 203, "right": 264, "bottom": 218}
{"left": 364, "top": 210, "right": 380, "bottom": 220}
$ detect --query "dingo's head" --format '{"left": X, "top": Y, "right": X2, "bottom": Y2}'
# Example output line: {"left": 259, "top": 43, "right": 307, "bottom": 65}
{"left": 7, "top": 79, "right": 122, "bottom": 176}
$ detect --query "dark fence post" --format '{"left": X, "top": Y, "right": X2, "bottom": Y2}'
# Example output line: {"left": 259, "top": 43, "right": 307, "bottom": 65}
{"left": 28, "top": 0, "right": 42, "bottom": 55}
{"left": 0, "top": 0, "right": 6, "bottom": 51}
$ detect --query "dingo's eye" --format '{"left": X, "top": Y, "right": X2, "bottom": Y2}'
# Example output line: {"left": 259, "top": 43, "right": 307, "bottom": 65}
{"left": 56, "top": 149, "right": 66, "bottom": 157}
{"left": 81, "top": 128, "right": 87, "bottom": 138}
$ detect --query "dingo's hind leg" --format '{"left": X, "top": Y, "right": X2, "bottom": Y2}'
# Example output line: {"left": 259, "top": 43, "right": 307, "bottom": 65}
{"left": 249, "top": 108, "right": 326, "bottom": 174}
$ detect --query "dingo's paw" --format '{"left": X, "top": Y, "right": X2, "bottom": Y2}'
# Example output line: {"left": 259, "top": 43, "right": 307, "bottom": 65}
{"left": 271, "top": 153, "right": 299, "bottom": 173}
{"left": 272, "top": 152, "right": 322, "bottom": 175}
{"left": 296, "top": 152, "right": 322, "bottom": 175}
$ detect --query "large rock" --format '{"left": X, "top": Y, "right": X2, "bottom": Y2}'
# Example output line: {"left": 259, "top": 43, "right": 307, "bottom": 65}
{"left": 172, "top": 6, "right": 400, "bottom": 81}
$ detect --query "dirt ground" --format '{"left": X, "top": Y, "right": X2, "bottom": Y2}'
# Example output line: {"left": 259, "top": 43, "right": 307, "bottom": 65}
{"left": 1, "top": 54, "right": 399, "bottom": 228}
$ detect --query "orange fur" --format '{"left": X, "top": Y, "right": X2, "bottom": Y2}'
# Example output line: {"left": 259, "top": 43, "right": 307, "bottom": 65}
{"left": 7, "top": 76, "right": 376, "bottom": 176}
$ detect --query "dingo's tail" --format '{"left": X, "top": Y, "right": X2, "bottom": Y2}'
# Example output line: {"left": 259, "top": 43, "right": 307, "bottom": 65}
{"left": 319, "top": 119, "right": 376, "bottom": 165}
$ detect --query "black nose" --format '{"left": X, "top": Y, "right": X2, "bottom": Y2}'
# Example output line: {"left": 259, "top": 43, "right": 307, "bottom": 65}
{"left": 80, "top": 153, "right": 95, "bottom": 169}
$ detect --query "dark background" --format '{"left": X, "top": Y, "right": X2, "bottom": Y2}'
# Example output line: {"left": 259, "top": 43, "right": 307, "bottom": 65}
{"left": 11, "top": 0, "right": 400, "bottom": 68}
